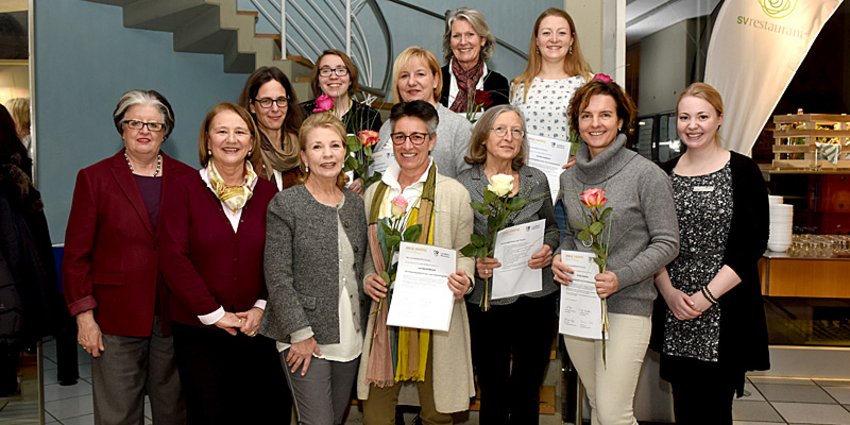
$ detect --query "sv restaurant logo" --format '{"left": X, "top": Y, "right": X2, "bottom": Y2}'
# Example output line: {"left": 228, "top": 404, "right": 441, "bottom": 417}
{"left": 759, "top": 0, "right": 797, "bottom": 19}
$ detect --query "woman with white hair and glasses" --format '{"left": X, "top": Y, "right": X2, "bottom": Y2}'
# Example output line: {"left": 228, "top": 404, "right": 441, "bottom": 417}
{"left": 64, "top": 89, "right": 191, "bottom": 425}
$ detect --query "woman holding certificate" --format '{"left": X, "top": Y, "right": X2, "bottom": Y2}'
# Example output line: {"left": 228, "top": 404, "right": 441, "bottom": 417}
{"left": 652, "top": 83, "right": 769, "bottom": 424}
{"left": 456, "top": 104, "right": 560, "bottom": 425}
{"left": 358, "top": 100, "right": 475, "bottom": 424}
{"left": 551, "top": 78, "right": 679, "bottom": 425}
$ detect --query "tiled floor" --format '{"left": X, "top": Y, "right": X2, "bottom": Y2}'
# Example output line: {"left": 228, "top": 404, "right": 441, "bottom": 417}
{"left": 4, "top": 340, "right": 849, "bottom": 424}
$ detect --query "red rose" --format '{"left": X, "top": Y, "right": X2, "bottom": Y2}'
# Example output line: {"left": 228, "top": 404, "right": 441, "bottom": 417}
{"left": 474, "top": 90, "right": 493, "bottom": 108}
{"left": 579, "top": 188, "right": 607, "bottom": 208}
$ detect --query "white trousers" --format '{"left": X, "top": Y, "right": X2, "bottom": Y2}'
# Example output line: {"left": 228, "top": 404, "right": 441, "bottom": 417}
{"left": 564, "top": 312, "right": 651, "bottom": 425}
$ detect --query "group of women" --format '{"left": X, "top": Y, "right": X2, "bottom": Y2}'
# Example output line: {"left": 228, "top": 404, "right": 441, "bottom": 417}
{"left": 60, "top": 5, "right": 768, "bottom": 425}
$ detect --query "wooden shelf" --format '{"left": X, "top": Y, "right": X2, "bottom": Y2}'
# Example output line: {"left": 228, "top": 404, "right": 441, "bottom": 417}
{"left": 760, "top": 256, "right": 850, "bottom": 299}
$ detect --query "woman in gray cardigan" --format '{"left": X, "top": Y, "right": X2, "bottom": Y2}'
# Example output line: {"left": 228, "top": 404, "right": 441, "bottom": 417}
{"left": 261, "top": 113, "right": 367, "bottom": 425}
{"left": 552, "top": 78, "right": 679, "bottom": 425}
{"left": 456, "top": 104, "right": 560, "bottom": 425}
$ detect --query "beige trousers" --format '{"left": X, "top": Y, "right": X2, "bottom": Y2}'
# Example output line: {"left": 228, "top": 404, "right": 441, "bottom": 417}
{"left": 564, "top": 312, "right": 651, "bottom": 425}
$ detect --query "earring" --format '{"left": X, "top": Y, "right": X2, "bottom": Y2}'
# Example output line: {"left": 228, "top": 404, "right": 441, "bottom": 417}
{"left": 305, "top": 165, "right": 310, "bottom": 173}
{"left": 569, "top": 45, "right": 574, "bottom": 55}
{"left": 247, "top": 150, "right": 253, "bottom": 158}
{"left": 536, "top": 47, "right": 540, "bottom": 55}
{"left": 207, "top": 149, "right": 211, "bottom": 156}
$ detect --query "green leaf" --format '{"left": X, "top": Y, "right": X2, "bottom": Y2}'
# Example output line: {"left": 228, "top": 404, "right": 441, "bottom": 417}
{"left": 483, "top": 189, "right": 496, "bottom": 204}
{"left": 577, "top": 229, "right": 591, "bottom": 241}
{"left": 346, "top": 137, "right": 361, "bottom": 152}
{"left": 459, "top": 244, "right": 477, "bottom": 257}
{"left": 599, "top": 207, "right": 613, "bottom": 221}
{"left": 386, "top": 234, "right": 401, "bottom": 247}
{"left": 470, "top": 233, "right": 487, "bottom": 247}
{"left": 589, "top": 221, "right": 604, "bottom": 236}
{"left": 403, "top": 224, "right": 422, "bottom": 242}
{"left": 470, "top": 200, "right": 488, "bottom": 214}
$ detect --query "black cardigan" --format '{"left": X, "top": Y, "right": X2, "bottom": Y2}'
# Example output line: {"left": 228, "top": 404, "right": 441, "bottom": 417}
{"left": 439, "top": 64, "right": 511, "bottom": 109}
{"left": 651, "top": 151, "right": 770, "bottom": 384}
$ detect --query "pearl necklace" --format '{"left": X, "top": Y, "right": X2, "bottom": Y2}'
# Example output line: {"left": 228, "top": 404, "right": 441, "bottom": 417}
{"left": 125, "top": 150, "right": 162, "bottom": 177}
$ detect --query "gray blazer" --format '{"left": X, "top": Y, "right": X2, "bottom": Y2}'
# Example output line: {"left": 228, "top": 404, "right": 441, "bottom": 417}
{"left": 260, "top": 184, "right": 368, "bottom": 344}
{"left": 456, "top": 164, "right": 560, "bottom": 305}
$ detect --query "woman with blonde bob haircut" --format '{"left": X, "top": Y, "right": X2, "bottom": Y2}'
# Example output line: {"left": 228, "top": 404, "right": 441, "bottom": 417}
{"left": 439, "top": 7, "right": 510, "bottom": 112}
{"left": 371, "top": 47, "right": 473, "bottom": 179}
{"left": 262, "top": 112, "right": 368, "bottom": 425}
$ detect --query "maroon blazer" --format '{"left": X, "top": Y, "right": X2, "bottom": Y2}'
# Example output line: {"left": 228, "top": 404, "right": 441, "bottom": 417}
{"left": 63, "top": 151, "right": 195, "bottom": 337}
{"left": 157, "top": 171, "right": 276, "bottom": 328}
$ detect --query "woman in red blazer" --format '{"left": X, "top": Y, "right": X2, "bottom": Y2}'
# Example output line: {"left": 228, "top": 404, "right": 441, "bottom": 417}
{"left": 158, "top": 102, "right": 289, "bottom": 425}
{"left": 63, "top": 90, "right": 192, "bottom": 425}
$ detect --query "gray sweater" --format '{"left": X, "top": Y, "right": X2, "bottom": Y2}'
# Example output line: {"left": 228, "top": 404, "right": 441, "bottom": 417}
{"left": 374, "top": 103, "right": 473, "bottom": 178}
{"left": 558, "top": 134, "right": 679, "bottom": 316}
{"left": 260, "top": 184, "right": 368, "bottom": 343}
{"left": 456, "top": 164, "right": 560, "bottom": 305}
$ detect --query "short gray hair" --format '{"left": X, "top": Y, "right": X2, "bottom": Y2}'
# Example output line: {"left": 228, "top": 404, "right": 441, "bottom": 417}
{"left": 112, "top": 89, "right": 175, "bottom": 139}
{"left": 442, "top": 7, "right": 496, "bottom": 64}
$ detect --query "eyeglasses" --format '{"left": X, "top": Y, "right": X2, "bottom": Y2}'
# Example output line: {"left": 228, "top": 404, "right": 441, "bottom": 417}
{"left": 122, "top": 119, "right": 166, "bottom": 132}
{"left": 253, "top": 97, "right": 289, "bottom": 109}
{"left": 390, "top": 132, "right": 429, "bottom": 145}
{"left": 318, "top": 67, "right": 350, "bottom": 77}
{"left": 491, "top": 126, "right": 524, "bottom": 139}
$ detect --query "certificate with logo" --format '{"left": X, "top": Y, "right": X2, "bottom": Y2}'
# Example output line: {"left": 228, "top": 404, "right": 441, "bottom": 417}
{"left": 387, "top": 242, "right": 456, "bottom": 331}
{"left": 491, "top": 219, "right": 545, "bottom": 300}
{"left": 558, "top": 250, "right": 603, "bottom": 340}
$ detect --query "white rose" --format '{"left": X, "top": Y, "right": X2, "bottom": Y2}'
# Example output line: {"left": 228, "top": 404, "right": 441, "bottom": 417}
{"left": 487, "top": 174, "right": 514, "bottom": 197}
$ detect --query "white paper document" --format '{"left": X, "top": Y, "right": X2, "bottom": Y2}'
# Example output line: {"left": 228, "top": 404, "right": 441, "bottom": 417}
{"left": 526, "top": 134, "right": 571, "bottom": 203}
{"left": 387, "top": 242, "right": 456, "bottom": 331}
{"left": 369, "top": 148, "right": 395, "bottom": 177}
{"left": 558, "top": 250, "right": 603, "bottom": 339}
{"left": 490, "top": 219, "right": 545, "bottom": 300}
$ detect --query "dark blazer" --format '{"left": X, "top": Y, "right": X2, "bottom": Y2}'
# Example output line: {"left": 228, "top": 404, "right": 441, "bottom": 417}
{"left": 63, "top": 151, "right": 194, "bottom": 337}
{"left": 158, "top": 172, "right": 277, "bottom": 328}
{"left": 260, "top": 185, "right": 367, "bottom": 344}
{"left": 440, "top": 64, "right": 511, "bottom": 109}
{"left": 653, "top": 151, "right": 770, "bottom": 378}
{"left": 455, "top": 164, "right": 560, "bottom": 305}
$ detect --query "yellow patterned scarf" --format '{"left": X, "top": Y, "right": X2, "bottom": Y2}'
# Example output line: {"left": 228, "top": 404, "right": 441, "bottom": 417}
{"left": 365, "top": 165, "right": 436, "bottom": 387}
{"left": 206, "top": 160, "right": 257, "bottom": 212}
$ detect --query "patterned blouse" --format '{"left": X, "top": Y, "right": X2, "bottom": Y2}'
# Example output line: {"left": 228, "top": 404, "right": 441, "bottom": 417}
{"left": 511, "top": 75, "right": 586, "bottom": 140}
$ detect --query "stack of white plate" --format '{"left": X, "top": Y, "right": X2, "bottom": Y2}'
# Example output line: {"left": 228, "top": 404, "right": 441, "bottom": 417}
{"left": 768, "top": 203, "right": 793, "bottom": 252}
{"left": 768, "top": 195, "right": 784, "bottom": 205}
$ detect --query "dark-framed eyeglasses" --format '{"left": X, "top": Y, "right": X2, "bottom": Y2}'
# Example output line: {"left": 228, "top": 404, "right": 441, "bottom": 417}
{"left": 122, "top": 119, "right": 166, "bottom": 132}
{"left": 491, "top": 126, "right": 524, "bottom": 139}
{"left": 254, "top": 97, "right": 290, "bottom": 109}
{"left": 318, "top": 67, "right": 350, "bottom": 77}
{"left": 390, "top": 132, "right": 429, "bottom": 146}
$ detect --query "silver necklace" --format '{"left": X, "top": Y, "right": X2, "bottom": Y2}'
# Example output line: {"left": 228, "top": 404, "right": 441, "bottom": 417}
{"left": 125, "top": 150, "right": 162, "bottom": 177}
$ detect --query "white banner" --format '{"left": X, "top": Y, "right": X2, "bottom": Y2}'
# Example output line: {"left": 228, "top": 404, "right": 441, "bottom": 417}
{"left": 704, "top": 0, "right": 843, "bottom": 155}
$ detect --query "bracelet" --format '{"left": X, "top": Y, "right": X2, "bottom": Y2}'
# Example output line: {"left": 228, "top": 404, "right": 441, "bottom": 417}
{"left": 701, "top": 286, "right": 718, "bottom": 305}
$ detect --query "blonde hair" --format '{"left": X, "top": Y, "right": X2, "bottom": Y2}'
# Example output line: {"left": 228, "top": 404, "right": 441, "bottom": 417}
{"left": 512, "top": 8, "right": 592, "bottom": 102}
{"left": 442, "top": 8, "right": 496, "bottom": 64}
{"left": 677, "top": 82, "right": 724, "bottom": 145}
{"left": 4, "top": 98, "right": 30, "bottom": 138}
{"left": 197, "top": 103, "right": 262, "bottom": 171}
{"left": 296, "top": 112, "right": 348, "bottom": 188}
{"left": 392, "top": 47, "right": 443, "bottom": 103}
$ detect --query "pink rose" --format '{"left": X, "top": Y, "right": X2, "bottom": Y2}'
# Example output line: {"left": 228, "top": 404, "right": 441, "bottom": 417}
{"left": 357, "top": 130, "right": 380, "bottom": 147}
{"left": 313, "top": 94, "right": 334, "bottom": 112}
{"left": 592, "top": 73, "right": 613, "bottom": 83}
{"left": 580, "top": 188, "right": 607, "bottom": 208}
{"left": 391, "top": 195, "right": 408, "bottom": 218}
